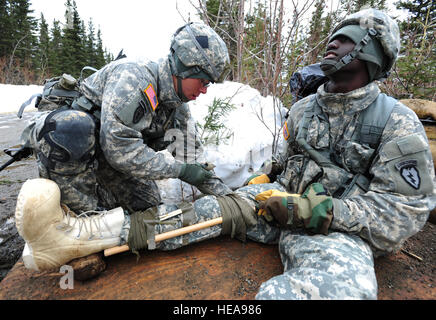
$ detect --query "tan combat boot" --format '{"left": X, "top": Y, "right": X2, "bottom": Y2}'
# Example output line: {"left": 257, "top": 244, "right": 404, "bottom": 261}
{"left": 15, "top": 178, "right": 126, "bottom": 271}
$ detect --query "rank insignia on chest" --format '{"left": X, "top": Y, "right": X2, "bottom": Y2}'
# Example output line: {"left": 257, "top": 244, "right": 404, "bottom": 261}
{"left": 283, "top": 122, "right": 290, "bottom": 140}
{"left": 144, "top": 84, "right": 158, "bottom": 111}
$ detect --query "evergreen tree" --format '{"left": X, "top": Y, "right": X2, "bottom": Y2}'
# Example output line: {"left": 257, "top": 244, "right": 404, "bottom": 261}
{"left": 48, "top": 19, "right": 63, "bottom": 76}
{"left": 95, "top": 28, "right": 106, "bottom": 68}
{"left": 60, "top": 0, "right": 86, "bottom": 77}
{"left": 204, "top": 0, "right": 239, "bottom": 80}
{"left": 8, "top": 0, "right": 37, "bottom": 63}
{"left": 393, "top": 0, "right": 435, "bottom": 99}
{"left": 85, "top": 19, "right": 96, "bottom": 67}
{"left": 306, "top": 0, "right": 326, "bottom": 64}
{"left": 0, "top": 0, "right": 14, "bottom": 57}
{"left": 0, "top": 0, "right": 113, "bottom": 84}
{"left": 35, "top": 13, "right": 49, "bottom": 80}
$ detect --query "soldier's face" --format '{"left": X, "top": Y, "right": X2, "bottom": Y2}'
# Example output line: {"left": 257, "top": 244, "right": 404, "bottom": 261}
{"left": 180, "top": 78, "right": 209, "bottom": 101}
{"left": 323, "top": 35, "right": 356, "bottom": 62}
{"left": 322, "top": 35, "right": 366, "bottom": 74}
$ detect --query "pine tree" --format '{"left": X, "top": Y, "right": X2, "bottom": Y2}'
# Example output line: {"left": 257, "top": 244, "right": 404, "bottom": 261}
{"left": 61, "top": 0, "right": 86, "bottom": 78}
{"left": 85, "top": 19, "right": 96, "bottom": 67}
{"left": 393, "top": 0, "right": 435, "bottom": 99}
{"left": 48, "top": 19, "right": 63, "bottom": 76}
{"left": 35, "top": 13, "right": 49, "bottom": 81}
{"left": 8, "top": 0, "right": 37, "bottom": 63}
{"left": 203, "top": 0, "right": 239, "bottom": 81}
{"left": 306, "top": 0, "right": 326, "bottom": 65}
{"left": 0, "top": 0, "right": 13, "bottom": 57}
{"left": 95, "top": 28, "right": 106, "bottom": 68}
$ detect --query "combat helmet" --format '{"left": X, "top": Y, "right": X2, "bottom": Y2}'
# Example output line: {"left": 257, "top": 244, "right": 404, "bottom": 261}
{"left": 169, "top": 22, "right": 230, "bottom": 101}
{"left": 321, "top": 8, "right": 400, "bottom": 81}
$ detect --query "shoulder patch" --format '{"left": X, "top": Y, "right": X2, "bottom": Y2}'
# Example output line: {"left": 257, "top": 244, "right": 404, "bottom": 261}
{"left": 133, "top": 105, "right": 145, "bottom": 124}
{"left": 395, "top": 160, "right": 421, "bottom": 190}
{"left": 144, "top": 84, "right": 158, "bottom": 111}
{"left": 283, "top": 122, "right": 290, "bottom": 140}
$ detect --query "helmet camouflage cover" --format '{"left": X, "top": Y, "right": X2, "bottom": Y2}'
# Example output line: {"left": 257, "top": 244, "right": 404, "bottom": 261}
{"left": 323, "top": 8, "right": 401, "bottom": 80}
{"left": 170, "top": 22, "right": 230, "bottom": 83}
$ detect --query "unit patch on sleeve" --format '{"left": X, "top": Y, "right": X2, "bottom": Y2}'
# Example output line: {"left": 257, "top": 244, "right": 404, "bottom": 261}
{"left": 283, "top": 122, "right": 290, "bottom": 141}
{"left": 144, "top": 84, "right": 158, "bottom": 111}
{"left": 395, "top": 159, "right": 421, "bottom": 190}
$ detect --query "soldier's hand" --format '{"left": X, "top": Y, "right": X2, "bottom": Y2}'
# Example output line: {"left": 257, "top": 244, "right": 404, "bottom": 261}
{"left": 255, "top": 184, "right": 333, "bottom": 235}
{"left": 178, "top": 163, "right": 213, "bottom": 186}
{"left": 255, "top": 189, "right": 297, "bottom": 222}
{"left": 245, "top": 174, "right": 271, "bottom": 185}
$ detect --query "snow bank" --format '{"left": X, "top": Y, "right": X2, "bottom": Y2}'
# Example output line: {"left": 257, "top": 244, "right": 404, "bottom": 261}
{"left": 189, "top": 81, "right": 287, "bottom": 188}
{"left": 0, "top": 84, "right": 41, "bottom": 114}
{"left": 158, "top": 82, "right": 287, "bottom": 203}
{"left": 0, "top": 81, "right": 287, "bottom": 203}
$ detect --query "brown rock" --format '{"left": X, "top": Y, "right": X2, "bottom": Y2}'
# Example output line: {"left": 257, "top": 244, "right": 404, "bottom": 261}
{"left": 68, "top": 253, "right": 106, "bottom": 281}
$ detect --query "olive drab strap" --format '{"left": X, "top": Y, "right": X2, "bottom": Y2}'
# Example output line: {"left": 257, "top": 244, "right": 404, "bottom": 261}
{"left": 295, "top": 93, "right": 396, "bottom": 195}
{"left": 321, "top": 28, "right": 379, "bottom": 76}
{"left": 353, "top": 93, "right": 396, "bottom": 149}
{"left": 297, "top": 94, "right": 396, "bottom": 163}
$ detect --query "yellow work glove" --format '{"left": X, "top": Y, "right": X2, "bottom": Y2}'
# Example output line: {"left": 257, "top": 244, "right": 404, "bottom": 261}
{"left": 255, "top": 183, "right": 333, "bottom": 235}
{"left": 247, "top": 174, "right": 271, "bottom": 185}
{"left": 255, "top": 189, "right": 300, "bottom": 222}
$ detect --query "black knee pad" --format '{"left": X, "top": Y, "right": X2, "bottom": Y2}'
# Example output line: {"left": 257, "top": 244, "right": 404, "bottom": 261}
{"left": 37, "top": 109, "right": 96, "bottom": 168}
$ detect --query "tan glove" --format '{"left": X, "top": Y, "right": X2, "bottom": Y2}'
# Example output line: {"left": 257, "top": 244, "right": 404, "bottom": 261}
{"left": 255, "top": 183, "right": 333, "bottom": 235}
{"left": 255, "top": 189, "right": 300, "bottom": 222}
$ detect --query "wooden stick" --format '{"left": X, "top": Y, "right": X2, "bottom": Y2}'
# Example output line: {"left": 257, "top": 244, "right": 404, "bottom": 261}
{"left": 401, "top": 249, "right": 423, "bottom": 262}
{"left": 104, "top": 217, "right": 223, "bottom": 257}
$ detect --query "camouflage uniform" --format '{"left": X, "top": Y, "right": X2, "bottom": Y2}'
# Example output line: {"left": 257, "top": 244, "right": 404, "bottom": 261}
{"left": 150, "top": 182, "right": 284, "bottom": 251}
{"left": 144, "top": 79, "right": 434, "bottom": 299}
{"left": 25, "top": 56, "right": 231, "bottom": 213}
{"left": 22, "top": 22, "right": 232, "bottom": 214}
{"left": 149, "top": 9, "right": 436, "bottom": 300}
{"left": 253, "top": 9, "right": 436, "bottom": 300}
{"left": 255, "top": 81, "right": 435, "bottom": 299}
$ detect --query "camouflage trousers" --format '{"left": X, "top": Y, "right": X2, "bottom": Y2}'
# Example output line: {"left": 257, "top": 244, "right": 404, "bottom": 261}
{"left": 147, "top": 181, "right": 377, "bottom": 300}
{"left": 27, "top": 111, "right": 161, "bottom": 214}
{"left": 255, "top": 229, "right": 377, "bottom": 300}
{"left": 150, "top": 183, "right": 284, "bottom": 251}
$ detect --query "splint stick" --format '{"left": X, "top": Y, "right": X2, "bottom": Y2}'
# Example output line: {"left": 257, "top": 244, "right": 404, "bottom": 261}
{"left": 104, "top": 217, "right": 223, "bottom": 257}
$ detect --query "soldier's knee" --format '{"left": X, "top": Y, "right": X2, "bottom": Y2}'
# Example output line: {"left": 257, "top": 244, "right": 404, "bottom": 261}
{"left": 36, "top": 109, "right": 96, "bottom": 171}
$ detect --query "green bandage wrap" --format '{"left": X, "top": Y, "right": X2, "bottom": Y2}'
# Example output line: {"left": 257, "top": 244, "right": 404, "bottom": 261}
{"left": 218, "top": 193, "right": 257, "bottom": 242}
{"left": 128, "top": 208, "right": 159, "bottom": 258}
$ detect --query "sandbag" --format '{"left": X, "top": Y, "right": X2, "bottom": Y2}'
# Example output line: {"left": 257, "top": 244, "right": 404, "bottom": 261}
{"left": 401, "top": 99, "right": 436, "bottom": 171}
{"left": 400, "top": 99, "right": 436, "bottom": 120}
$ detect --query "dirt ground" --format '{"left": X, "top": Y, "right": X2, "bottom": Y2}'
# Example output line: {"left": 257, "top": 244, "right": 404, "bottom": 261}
{"left": 0, "top": 112, "right": 435, "bottom": 299}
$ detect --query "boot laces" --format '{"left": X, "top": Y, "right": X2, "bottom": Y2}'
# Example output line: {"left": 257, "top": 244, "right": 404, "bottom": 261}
{"left": 56, "top": 205, "right": 115, "bottom": 240}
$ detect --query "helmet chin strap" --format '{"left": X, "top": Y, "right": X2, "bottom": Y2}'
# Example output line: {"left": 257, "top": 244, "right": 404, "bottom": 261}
{"left": 177, "top": 77, "right": 190, "bottom": 102}
{"left": 321, "top": 28, "right": 378, "bottom": 77}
